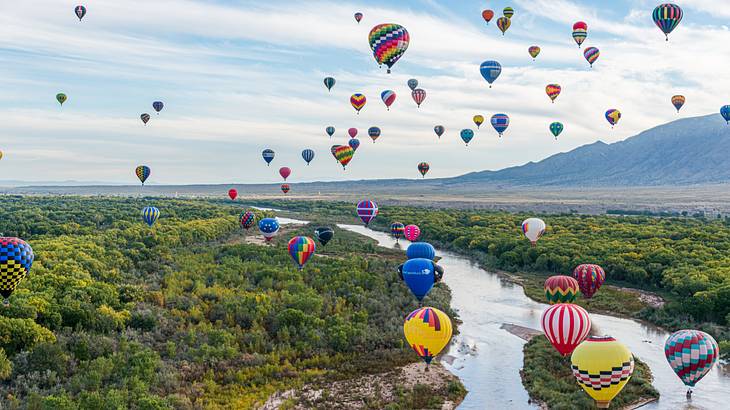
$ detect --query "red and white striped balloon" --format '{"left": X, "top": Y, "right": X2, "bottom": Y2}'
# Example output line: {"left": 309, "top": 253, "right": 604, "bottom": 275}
{"left": 541, "top": 303, "right": 591, "bottom": 356}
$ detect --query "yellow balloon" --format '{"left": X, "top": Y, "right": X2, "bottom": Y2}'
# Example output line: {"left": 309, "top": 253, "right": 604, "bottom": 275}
{"left": 403, "top": 307, "right": 452, "bottom": 364}
{"left": 571, "top": 336, "right": 634, "bottom": 408}
{"left": 473, "top": 115, "right": 484, "bottom": 128}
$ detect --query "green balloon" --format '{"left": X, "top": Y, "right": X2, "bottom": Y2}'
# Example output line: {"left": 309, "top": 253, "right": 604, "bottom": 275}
{"left": 56, "top": 93, "right": 67, "bottom": 106}
{"left": 549, "top": 122, "right": 563, "bottom": 139}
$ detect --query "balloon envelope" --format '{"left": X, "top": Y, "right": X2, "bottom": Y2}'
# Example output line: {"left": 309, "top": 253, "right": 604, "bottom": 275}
{"left": 240, "top": 211, "right": 256, "bottom": 230}
{"left": 411, "top": 89, "right": 426, "bottom": 107}
{"left": 381, "top": 90, "right": 396, "bottom": 110}
{"left": 56, "top": 93, "right": 67, "bottom": 106}
{"left": 404, "top": 307, "right": 453, "bottom": 364}
{"left": 368, "top": 126, "right": 381, "bottom": 142}
{"left": 390, "top": 222, "right": 405, "bottom": 239}
{"left": 571, "top": 336, "right": 634, "bottom": 409}
{"left": 573, "top": 21, "right": 588, "bottom": 47}
{"left": 280, "top": 184, "right": 290, "bottom": 194}
{"left": 142, "top": 206, "right": 160, "bottom": 227}
{"left": 258, "top": 218, "right": 280, "bottom": 241}
{"left": 573, "top": 264, "right": 606, "bottom": 298}
{"left": 460, "top": 129, "right": 474, "bottom": 145}
{"left": 482, "top": 10, "right": 494, "bottom": 23}
{"left": 491, "top": 114, "right": 510, "bottom": 136}
{"left": 348, "top": 138, "right": 360, "bottom": 151}
{"left": 135, "top": 165, "right": 150, "bottom": 185}
{"left": 720, "top": 105, "right": 730, "bottom": 124}
{"left": 141, "top": 113, "right": 150, "bottom": 124}
{"left": 546, "top": 84, "right": 561, "bottom": 102}
{"left": 550, "top": 122, "right": 564, "bottom": 139}
{"left": 406, "top": 242, "right": 436, "bottom": 260}
{"left": 302, "top": 149, "right": 315, "bottom": 165}
{"left": 671, "top": 95, "right": 685, "bottom": 112}
{"left": 335, "top": 146, "right": 354, "bottom": 169}
{"left": 583, "top": 47, "right": 600, "bottom": 67}
{"left": 262, "top": 149, "right": 275, "bottom": 165}
{"left": 75, "top": 5, "right": 87, "bottom": 21}
{"left": 407, "top": 79, "right": 418, "bottom": 91}
{"left": 279, "top": 167, "right": 291, "bottom": 180}
{"left": 544, "top": 275, "right": 579, "bottom": 304}
{"left": 368, "top": 24, "right": 410, "bottom": 73}
{"left": 404, "top": 225, "right": 421, "bottom": 241}
{"left": 153, "top": 101, "right": 164, "bottom": 113}
{"left": 606, "top": 109, "right": 621, "bottom": 127}
{"left": 652, "top": 3, "right": 683, "bottom": 41}
{"left": 0, "top": 237, "right": 34, "bottom": 305}
{"left": 348, "top": 128, "right": 358, "bottom": 138}
{"left": 528, "top": 46, "right": 541, "bottom": 60}
{"left": 541, "top": 303, "right": 591, "bottom": 356}
{"left": 479, "top": 61, "right": 501, "bottom": 86}
{"left": 314, "top": 227, "right": 334, "bottom": 246}
{"left": 288, "top": 236, "right": 316, "bottom": 269}
{"left": 665, "top": 329, "right": 719, "bottom": 387}
{"left": 326, "top": 126, "right": 335, "bottom": 137}
{"left": 402, "top": 258, "right": 436, "bottom": 301}
{"left": 350, "top": 93, "right": 366, "bottom": 113}
{"left": 417, "top": 162, "right": 430, "bottom": 177}
{"left": 228, "top": 188, "right": 237, "bottom": 200}
{"left": 434, "top": 125, "right": 445, "bottom": 138}
{"left": 522, "top": 218, "right": 545, "bottom": 245}
{"left": 356, "top": 200, "right": 378, "bottom": 226}
{"left": 496, "top": 17, "right": 511, "bottom": 34}
{"left": 323, "top": 76, "right": 335, "bottom": 91}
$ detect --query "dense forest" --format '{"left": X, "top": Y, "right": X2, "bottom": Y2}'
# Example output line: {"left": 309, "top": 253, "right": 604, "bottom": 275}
{"left": 0, "top": 196, "right": 455, "bottom": 408}
{"left": 250, "top": 199, "right": 730, "bottom": 357}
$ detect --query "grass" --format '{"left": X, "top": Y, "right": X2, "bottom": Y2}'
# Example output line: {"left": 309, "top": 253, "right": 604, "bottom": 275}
{"left": 521, "top": 337, "right": 659, "bottom": 410}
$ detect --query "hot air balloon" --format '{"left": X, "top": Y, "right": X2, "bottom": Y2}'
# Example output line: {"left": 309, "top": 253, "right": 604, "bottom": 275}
{"left": 550, "top": 122, "right": 564, "bottom": 139}
{"left": 407, "top": 79, "right": 418, "bottom": 91}
{"left": 573, "top": 264, "right": 605, "bottom": 299}
{"left": 258, "top": 217, "right": 280, "bottom": 242}
{"left": 404, "top": 225, "right": 421, "bottom": 242}
{"left": 521, "top": 217, "right": 545, "bottom": 246}
{"left": 0, "top": 238, "right": 34, "bottom": 306}
{"left": 665, "top": 329, "right": 719, "bottom": 393}
{"left": 314, "top": 227, "right": 334, "bottom": 246}
{"left": 480, "top": 60, "right": 501, "bottom": 88}
{"left": 583, "top": 47, "right": 600, "bottom": 68}
{"left": 323, "top": 77, "right": 336, "bottom": 92}
{"left": 653, "top": 3, "right": 683, "bottom": 41}
{"left": 605, "top": 109, "right": 621, "bottom": 128}
{"left": 406, "top": 242, "right": 436, "bottom": 261}
{"left": 326, "top": 126, "right": 335, "bottom": 137}
{"left": 460, "top": 129, "right": 474, "bottom": 145}
{"left": 228, "top": 188, "right": 237, "bottom": 200}
{"left": 496, "top": 17, "right": 511, "bottom": 35}
{"left": 369, "top": 24, "right": 410, "bottom": 73}
{"left": 356, "top": 200, "right": 378, "bottom": 226}
{"left": 503, "top": 7, "right": 514, "bottom": 18}
{"left": 482, "top": 10, "right": 494, "bottom": 24}
{"left": 381, "top": 90, "right": 396, "bottom": 110}
{"left": 348, "top": 127, "right": 358, "bottom": 138}
{"left": 473, "top": 115, "right": 484, "bottom": 129}
{"left": 142, "top": 206, "right": 160, "bottom": 227}
{"left": 330, "top": 145, "right": 339, "bottom": 161}
{"left": 302, "top": 149, "right": 315, "bottom": 165}
{"left": 671, "top": 95, "right": 685, "bottom": 113}
{"left": 75, "top": 5, "right": 87, "bottom": 21}
{"left": 546, "top": 84, "right": 561, "bottom": 103}
{"left": 545, "top": 275, "right": 580, "bottom": 304}
{"left": 491, "top": 114, "right": 510, "bottom": 137}
{"left": 434, "top": 125, "right": 445, "bottom": 138}
{"left": 404, "top": 307, "right": 453, "bottom": 365}
{"left": 348, "top": 138, "right": 360, "bottom": 152}
{"left": 140, "top": 113, "right": 150, "bottom": 125}
{"left": 335, "top": 146, "right": 354, "bottom": 169}
{"left": 572, "top": 336, "right": 634, "bottom": 409}
{"left": 572, "top": 21, "right": 588, "bottom": 47}
{"left": 350, "top": 93, "right": 366, "bottom": 114}
{"left": 279, "top": 167, "right": 291, "bottom": 180}
{"left": 56, "top": 93, "right": 67, "bottom": 106}
{"left": 401, "top": 258, "right": 437, "bottom": 300}
{"left": 135, "top": 165, "right": 150, "bottom": 185}
{"left": 391, "top": 222, "right": 405, "bottom": 240}
{"left": 541, "top": 303, "right": 591, "bottom": 356}
{"left": 721, "top": 105, "right": 730, "bottom": 124}
{"left": 280, "top": 184, "right": 290, "bottom": 194}
{"left": 240, "top": 211, "right": 256, "bottom": 230}
{"left": 368, "top": 126, "right": 381, "bottom": 143}
{"left": 262, "top": 149, "right": 275, "bottom": 166}
{"left": 288, "top": 236, "right": 316, "bottom": 270}
{"left": 411, "top": 89, "right": 426, "bottom": 108}
{"left": 153, "top": 101, "right": 164, "bottom": 114}
{"left": 354, "top": 12, "right": 363, "bottom": 23}
{"left": 528, "top": 46, "right": 541, "bottom": 60}
{"left": 418, "top": 162, "right": 430, "bottom": 178}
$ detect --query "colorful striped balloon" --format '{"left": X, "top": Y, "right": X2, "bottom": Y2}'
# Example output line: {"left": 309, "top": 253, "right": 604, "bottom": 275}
{"left": 571, "top": 336, "right": 634, "bottom": 409}
{"left": 356, "top": 200, "right": 378, "bottom": 226}
{"left": 135, "top": 165, "right": 150, "bottom": 185}
{"left": 496, "top": 17, "right": 511, "bottom": 35}
{"left": 572, "top": 21, "right": 588, "bottom": 47}
{"left": 665, "top": 330, "right": 719, "bottom": 388}
{"left": 503, "top": 7, "right": 514, "bottom": 18}
{"left": 605, "top": 109, "right": 621, "bottom": 128}
{"left": 280, "top": 184, "right": 290, "bottom": 194}
{"left": 391, "top": 222, "right": 405, "bottom": 240}
{"left": 335, "top": 146, "right": 354, "bottom": 169}
{"left": 491, "top": 114, "right": 510, "bottom": 137}
{"left": 583, "top": 46, "right": 599, "bottom": 67}
{"left": 350, "top": 93, "right": 366, "bottom": 114}
{"left": 404, "top": 224, "right": 421, "bottom": 242}
{"left": 404, "top": 307, "right": 453, "bottom": 365}
{"left": 141, "top": 206, "right": 159, "bottom": 227}
{"left": 528, "top": 46, "right": 541, "bottom": 60}
{"left": 288, "top": 236, "right": 316, "bottom": 270}
{"left": 240, "top": 211, "right": 256, "bottom": 230}
{"left": 573, "top": 264, "right": 606, "bottom": 299}
{"left": 653, "top": 3, "right": 683, "bottom": 41}
{"left": 368, "top": 23, "right": 410, "bottom": 73}
{"left": 411, "top": 89, "right": 426, "bottom": 108}
{"left": 671, "top": 95, "right": 685, "bottom": 113}
{"left": 546, "top": 84, "right": 561, "bottom": 103}
{"left": 544, "top": 275, "right": 580, "bottom": 304}
{"left": 381, "top": 90, "right": 396, "bottom": 110}
{"left": 541, "top": 303, "right": 591, "bottom": 356}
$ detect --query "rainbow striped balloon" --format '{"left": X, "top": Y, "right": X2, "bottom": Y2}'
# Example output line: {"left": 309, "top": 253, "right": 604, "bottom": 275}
{"left": 335, "top": 146, "right": 354, "bottom": 169}
{"left": 350, "top": 93, "right": 366, "bottom": 114}
{"left": 583, "top": 47, "right": 600, "bottom": 67}
{"left": 288, "top": 236, "right": 316, "bottom": 270}
{"left": 368, "top": 23, "right": 410, "bottom": 73}
{"left": 544, "top": 275, "right": 580, "bottom": 304}
{"left": 572, "top": 21, "right": 588, "bottom": 47}
{"left": 546, "top": 84, "right": 561, "bottom": 103}
{"left": 665, "top": 329, "right": 719, "bottom": 387}
{"left": 653, "top": 3, "right": 683, "bottom": 41}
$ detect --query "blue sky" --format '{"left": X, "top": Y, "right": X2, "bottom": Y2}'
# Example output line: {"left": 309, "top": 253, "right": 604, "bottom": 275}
{"left": 1, "top": 0, "right": 728, "bottom": 184}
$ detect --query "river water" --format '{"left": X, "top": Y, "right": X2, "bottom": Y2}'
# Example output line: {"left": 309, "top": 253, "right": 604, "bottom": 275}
{"left": 337, "top": 224, "right": 730, "bottom": 410}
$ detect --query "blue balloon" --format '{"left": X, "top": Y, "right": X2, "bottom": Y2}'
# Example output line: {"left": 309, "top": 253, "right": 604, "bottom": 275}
{"left": 326, "top": 126, "right": 335, "bottom": 137}
{"left": 479, "top": 60, "right": 501, "bottom": 87}
{"left": 407, "top": 78, "right": 418, "bottom": 91}
{"left": 460, "top": 129, "right": 474, "bottom": 145}
{"left": 152, "top": 101, "right": 164, "bottom": 113}
{"left": 406, "top": 242, "right": 436, "bottom": 260}
{"left": 301, "top": 149, "right": 315, "bottom": 165}
{"left": 491, "top": 114, "right": 510, "bottom": 136}
{"left": 262, "top": 149, "right": 275, "bottom": 166}
{"left": 141, "top": 206, "right": 159, "bottom": 227}
{"left": 721, "top": 105, "right": 730, "bottom": 124}
{"left": 402, "top": 258, "right": 436, "bottom": 301}
{"left": 348, "top": 138, "right": 360, "bottom": 151}
{"left": 258, "top": 217, "right": 280, "bottom": 241}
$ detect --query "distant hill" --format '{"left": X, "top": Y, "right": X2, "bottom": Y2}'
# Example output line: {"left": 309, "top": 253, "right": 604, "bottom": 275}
{"left": 445, "top": 114, "right": 730, "bottom": 187}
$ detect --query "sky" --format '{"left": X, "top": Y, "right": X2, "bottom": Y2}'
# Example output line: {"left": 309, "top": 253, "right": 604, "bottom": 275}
{"left": 0, "top": 0, "right": 729, "bottom": 185}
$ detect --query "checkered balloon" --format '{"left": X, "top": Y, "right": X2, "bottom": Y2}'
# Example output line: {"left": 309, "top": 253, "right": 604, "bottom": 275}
{"left": 0, "top": 237, "right": 34, "bottom": 305}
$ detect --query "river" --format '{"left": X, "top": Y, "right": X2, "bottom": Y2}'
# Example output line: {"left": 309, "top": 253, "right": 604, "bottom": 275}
{"left": 337, "top": 223, "right": 730, "bottom": 410}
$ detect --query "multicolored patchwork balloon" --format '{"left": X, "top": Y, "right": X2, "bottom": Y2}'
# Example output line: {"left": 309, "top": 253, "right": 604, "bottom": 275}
{"left": 288, "top": 236, "right": 316, "bottom": 270}
{"left": 404, "top": 307, "right": 453, "bottom": 365}
{"left": 240, "top": 211, "right": 256, "bottom": 230}
{"left": 142, "top": 206, "right": 160, "bottom": 227}
{"left": 528, "top": 46, "right": 541, "bottom": 60}
{"left": 541, "top": 303, "right": 591, "bottom": 356}
{"left": 573, "top": 263, "right": 606, "bottom": 299}
{"left": 653, "top": 3, "right": 683, "bottom": 41}
{"left": 496, "top": 17, "right": 511, "bottom": 35}
{"left": 0, "top": 237, "right": 34, "bottom": 306}
{"left": 546, "top": 84, "right": 561, "bottom": 103}
{"left": 350, "top": 93, "right": 366, "bottom": 114}
{"left": 356, "top": 200, "right": 378, "bottom": 226}
{"left": 391, "top": 222, "right": 405, "bottom": 240}
{"left": 381, "top": 90, "right": 396, "bottom": 110}
{"left": 368, "top": 23, "right": 410, "bottom": 73}
{"left": 491, "top": 114, "right": 510, "bottom": 137}
{"left": 335, "top": 146, "right": 354, "bottom": 169}
{"left": 665, "top": 329, "right": 719, "bottom": 388}
{"left": 544, "top": 275, "right": 579, "bottom": 304}
{"left": 583, "top": 47, "right": 600, "bottom": 67}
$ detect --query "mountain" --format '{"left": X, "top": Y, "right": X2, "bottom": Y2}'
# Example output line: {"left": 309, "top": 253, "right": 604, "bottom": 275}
{"left": 446, "top": 114, "right": 730, "bottom": 187}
